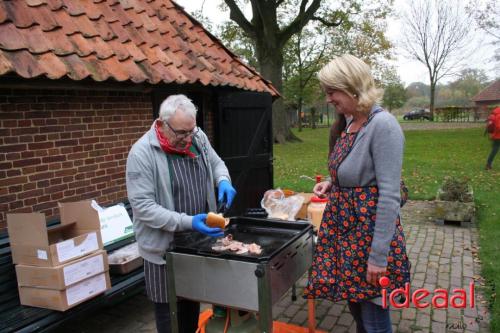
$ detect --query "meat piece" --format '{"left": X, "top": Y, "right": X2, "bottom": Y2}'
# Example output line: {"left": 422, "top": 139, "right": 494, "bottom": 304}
{"left": 211, "top": 234, "right": 262, "bottom": 255}
{"left": 247, "top": 243, "right": 262, "bottom": 255}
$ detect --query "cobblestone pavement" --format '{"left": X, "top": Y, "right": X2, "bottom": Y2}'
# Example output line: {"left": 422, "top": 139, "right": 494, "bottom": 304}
{"left": 54, "top": 200, "right": 490, "bottom": 333}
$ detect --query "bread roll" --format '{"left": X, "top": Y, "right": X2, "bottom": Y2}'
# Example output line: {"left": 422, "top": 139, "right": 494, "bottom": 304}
{"left": 206, "top": 212, "right": 226, "bottom": 229}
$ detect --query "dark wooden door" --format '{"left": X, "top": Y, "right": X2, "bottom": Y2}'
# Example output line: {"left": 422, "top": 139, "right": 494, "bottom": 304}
{"left": 217, "top": 91, "right": 273, "bottom": 215}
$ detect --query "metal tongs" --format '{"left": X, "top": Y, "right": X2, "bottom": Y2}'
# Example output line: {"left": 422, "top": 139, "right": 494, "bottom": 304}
{"left": 216, "top": 202, "right": 228, "bottom": 217}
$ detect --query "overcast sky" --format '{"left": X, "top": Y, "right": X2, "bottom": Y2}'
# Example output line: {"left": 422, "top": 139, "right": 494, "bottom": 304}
{"left": 174, "top": 0, "right": 496, "bottom": 87}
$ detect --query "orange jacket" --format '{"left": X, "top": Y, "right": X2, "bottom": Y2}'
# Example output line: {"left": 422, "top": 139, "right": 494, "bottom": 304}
{"left": 489, "top": 107, "right": 500, "bottom": 140}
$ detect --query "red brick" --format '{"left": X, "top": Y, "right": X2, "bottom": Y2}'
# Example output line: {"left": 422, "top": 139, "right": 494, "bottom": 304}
{"left": 55, "top": 139, "right": 78, "bottom": 147}
{"left": 0, "top": 194, "right": 16, "bottom": 204}
{"left": 4, "top": 137, "right": 19, "bottom": 144}
{"left": 0, "top": 176, "right": 28, "bottom": 187}
{"left": 45, "top": 184, "right": 68, "bottom": 194}
{"left": 0, "top": 162, "right": 12, "bottom": 170}
{"left": 37, "top": 180, "right": 50, "bottom": 188}
{"left": 51, "top": 192, "right": 64, "bottom": 201}
{"left": 9, "top": 185, "right": 23, "bottom": 193}
{"left": 42, "top": 155, "right": 66, "bottom": 163}
{"left": 18, "top": 120, "right": 31, "bottom": 127}
{"left": 0, "top": 144, "right": 27, "bottom": 153}
{"left": 62, "top": 176, "right": 74, "bottom": 183}
{"left": 68, "top": 152, "right": 88, "bottom": 160}
{"left": 69, "top": 180, "right": 91, "bottom": 189}
{"left": 9, "top": 200, "right": 24, "bottom": 210}
{"left": 23, "top": 182, "right": 36, "bottom": 191}
{"left": 35, "top": 164, "right": 49, "bottom": 172}
{"left": 22, "top": 166, "right": 36, "bottom": 175}
{"left": 33, "top": 201, "right": 57, "bottom": 212}
{"left": 50, "top": 178, "right": 62, "bottom": 185}
{"left": 23, "top": 197, "right": 37, "bottom": 206}
{"left": 29, "top": 171, "right": 54, "bottom": 181}
{"left": 18, "top": 189, "right": 44, "bottom": 199}
{"left": 54, "top": 169, "right": 76, "bottom": 177}
{"left": 12, "top": 127, "right": 39, "bottom": 136}
{"left": 6, "top": 169, "right": 21, "bottom": 177}
{"left": 19, "top": 135, "right": 34, "bottom": 143}
{"left": 21, "top": 151, "right": 35, "bottom": 159}
{"left": 79, "top": 137, "right": 99, "bottom": 145}
{"left": 64, "top": 189, "right": 76, "bottom": 197}
{"left": 40, "top": 125, "right": 65, "bottom": 133}
{"left": 48, "top": 163, "right": 62, "bottom": 170}
{"left": 13, "top": 158, "right": 41, "bottom": 168}
{"left": 29, "top": 142, "right": 54, "bottom": 150}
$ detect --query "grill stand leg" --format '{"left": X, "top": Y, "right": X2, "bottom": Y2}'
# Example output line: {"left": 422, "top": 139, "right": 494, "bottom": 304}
{"left": 256, "top": 264, "right": 273, "bottom": 333}
{"left": 165, "top": 253, "right": 180, "bottom": 333}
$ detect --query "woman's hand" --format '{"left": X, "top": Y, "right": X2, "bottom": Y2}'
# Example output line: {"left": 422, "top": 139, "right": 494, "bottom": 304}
{"left": 366, "top": 262, "right": 387, "bottom": 286}
{"left": 313, "top": 181, "right": 332, "bottom": 197}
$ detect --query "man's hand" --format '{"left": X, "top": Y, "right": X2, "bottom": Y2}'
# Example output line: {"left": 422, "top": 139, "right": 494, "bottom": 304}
{"left": 366, "top": 262, "right": 387, "bottom": 286}
{"left": 218, "top": 180, "right": 236, "bottom": 208}
{"left": 192, "top": 214, "right": 223, "bottom": 237}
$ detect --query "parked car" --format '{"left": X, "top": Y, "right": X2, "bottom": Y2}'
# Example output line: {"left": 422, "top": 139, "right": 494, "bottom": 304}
{"left": 403, "top": 108, "right": 431, "bottom": 120}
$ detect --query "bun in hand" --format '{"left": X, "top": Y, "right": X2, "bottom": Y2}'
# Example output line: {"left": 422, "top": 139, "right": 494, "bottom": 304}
{"left": 206, "top": 212, "right": 226, "bottom": 229}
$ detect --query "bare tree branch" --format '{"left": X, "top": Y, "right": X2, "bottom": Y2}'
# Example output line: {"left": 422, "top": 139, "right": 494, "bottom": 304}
{"left": 401, "top": 0, "right": 473, "bottom": 116}
{"left": 277, "top": 0, "right": 322, "bottom": 47}
{"left": 311, "top": 15, "right": 343, "bottom": 27}
{"left": 223, "top": 0, "right": 255, "bottom": 37}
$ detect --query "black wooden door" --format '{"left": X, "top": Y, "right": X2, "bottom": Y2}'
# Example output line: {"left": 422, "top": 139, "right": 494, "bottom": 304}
{"left": 217, "top": 91, "right": 273, "bottom": 215}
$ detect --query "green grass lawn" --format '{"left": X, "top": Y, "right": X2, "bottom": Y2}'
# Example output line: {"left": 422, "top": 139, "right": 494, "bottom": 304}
{"left": 274, "top": 127, "right": 500, "bottom": 331}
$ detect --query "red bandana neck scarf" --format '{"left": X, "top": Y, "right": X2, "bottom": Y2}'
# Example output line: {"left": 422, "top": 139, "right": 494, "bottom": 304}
{"left": 155, "top": 120, "right": 195, "bottom": 158}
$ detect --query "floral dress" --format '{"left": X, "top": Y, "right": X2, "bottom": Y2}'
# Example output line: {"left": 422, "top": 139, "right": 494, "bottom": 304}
{"left": 304, "top": 116, "right": 411, "bottom": 303}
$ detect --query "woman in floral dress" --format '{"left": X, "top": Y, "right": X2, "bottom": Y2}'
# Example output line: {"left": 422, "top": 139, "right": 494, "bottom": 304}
{"left": 304, "top": 54, "right": 410, "bottom": 333}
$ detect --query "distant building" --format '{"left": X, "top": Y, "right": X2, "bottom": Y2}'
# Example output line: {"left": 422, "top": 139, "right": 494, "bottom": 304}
{"left": 472, "top": 79, "right": 500, "bottom": 111}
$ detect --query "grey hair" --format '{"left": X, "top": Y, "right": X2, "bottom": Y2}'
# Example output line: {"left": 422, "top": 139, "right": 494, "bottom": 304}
{"left": 318, "top": 54, "right": 384, "bottom": 115}
{"left": 158, "top": 94, "right": 197, "bottom": 121}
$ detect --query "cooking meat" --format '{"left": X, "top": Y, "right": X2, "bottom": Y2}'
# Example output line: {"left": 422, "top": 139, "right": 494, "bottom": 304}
{"left": 211, "top": 234, "right": 262, "bottom": 255}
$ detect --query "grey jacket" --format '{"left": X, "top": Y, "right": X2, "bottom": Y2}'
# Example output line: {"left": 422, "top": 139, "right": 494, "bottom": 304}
{"left": 338, "top": 107, "right": 404, "bottom": 267}
{"left": 126, "top": 124, "right": 231, "bottom": 264}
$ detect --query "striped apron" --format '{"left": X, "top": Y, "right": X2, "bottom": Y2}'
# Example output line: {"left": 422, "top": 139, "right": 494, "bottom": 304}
{"left": 144, "top": 150, "right": 208, "bottom": 303}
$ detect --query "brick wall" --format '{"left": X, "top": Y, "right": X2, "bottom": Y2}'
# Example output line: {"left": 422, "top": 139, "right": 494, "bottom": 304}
{"left": 0, "top": 88, "right": 153, "bottom": 231}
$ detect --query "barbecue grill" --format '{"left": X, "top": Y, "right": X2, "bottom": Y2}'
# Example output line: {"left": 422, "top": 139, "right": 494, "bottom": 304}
{"left": 165, "top": 217, "right": 314, "bottom": 333}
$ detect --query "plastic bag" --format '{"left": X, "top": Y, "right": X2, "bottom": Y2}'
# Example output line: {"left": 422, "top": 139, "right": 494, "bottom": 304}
{"left": 260, "top": 188, "right": 304, "bottom": 221}
{"left": 108, "top": 242, "right": 140, "bottom": 264}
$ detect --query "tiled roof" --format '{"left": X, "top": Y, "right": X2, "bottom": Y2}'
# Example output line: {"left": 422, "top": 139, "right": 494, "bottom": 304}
{"left": 0, "top": 0, "right": 279, "bottom": 96}
{"left": 472, "top": 79, "right": 500, "bottom": 102}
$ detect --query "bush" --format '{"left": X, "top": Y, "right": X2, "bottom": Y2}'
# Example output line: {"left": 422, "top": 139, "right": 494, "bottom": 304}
{"left": 437, "top": 176, "right": 473, "bottom": 202}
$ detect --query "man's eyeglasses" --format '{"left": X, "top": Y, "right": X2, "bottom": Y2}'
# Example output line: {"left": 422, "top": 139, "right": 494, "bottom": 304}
{"left": 165, "top": 122, "right": 199, "bottom": 139}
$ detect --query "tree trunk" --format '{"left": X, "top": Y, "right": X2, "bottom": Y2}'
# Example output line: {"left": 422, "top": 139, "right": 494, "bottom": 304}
{"left": 430, "top": 82, "right": 436, "bottom": 121}
{"left": 298, "top": 97, "right": 303, "bottom": 132}
{"left": 256, "top": 44, "right": 300, "bottom": 143}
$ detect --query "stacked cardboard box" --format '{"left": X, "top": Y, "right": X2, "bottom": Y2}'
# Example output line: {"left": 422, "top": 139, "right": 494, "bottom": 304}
{"left": 7, "top": 200, "right": 111, "bottom": 311}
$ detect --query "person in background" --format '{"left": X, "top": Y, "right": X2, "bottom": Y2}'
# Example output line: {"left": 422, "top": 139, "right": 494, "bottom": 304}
{"left": 304, "top": 54, "right": 410, "bottom": 333}
{"left": 126, "top": 94, "right": 236, "bottom": 333}
{"left": 486, "top": 107, "right": 500, "bottom": 170}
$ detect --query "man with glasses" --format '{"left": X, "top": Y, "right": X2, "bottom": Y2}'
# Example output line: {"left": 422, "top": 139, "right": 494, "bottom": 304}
{"left": 126, "top": 94, "right": 236, "bottom": 333}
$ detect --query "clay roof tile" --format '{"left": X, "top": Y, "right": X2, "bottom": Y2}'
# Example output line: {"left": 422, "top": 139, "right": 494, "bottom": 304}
{"left": 0, "top": 0, "right": 278, "bottom": 96}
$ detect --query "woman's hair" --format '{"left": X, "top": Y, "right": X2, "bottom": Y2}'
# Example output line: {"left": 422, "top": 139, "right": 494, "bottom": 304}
{"left": 159, "top": 94, "right": 197, "bottom": 121}
{"left": 318, "top": 54, "right": 383, "bottom": 154}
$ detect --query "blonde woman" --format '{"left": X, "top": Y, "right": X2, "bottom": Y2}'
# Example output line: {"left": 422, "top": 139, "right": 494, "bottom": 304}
{"left": 304, "top": 54, "right": 410, "bottom": 333}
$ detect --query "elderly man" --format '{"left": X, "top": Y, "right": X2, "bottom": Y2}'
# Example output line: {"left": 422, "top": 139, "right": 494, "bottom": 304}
{"left": 126, "top": 94, "right": 236, "bottom": 333}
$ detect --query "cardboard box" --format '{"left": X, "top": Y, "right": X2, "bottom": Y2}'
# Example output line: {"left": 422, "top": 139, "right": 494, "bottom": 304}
{"left": 15, "top": 250, "right": 108, "bottom": 289}
{"left": 7, "top": 200, "right": 103, "bottom": 267}
{"left": 18, "top": 272, "right": 111, "bottom": 311}
{"left": 296, "top": 192, "right": 315, "bottom": 220}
